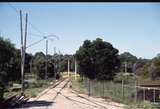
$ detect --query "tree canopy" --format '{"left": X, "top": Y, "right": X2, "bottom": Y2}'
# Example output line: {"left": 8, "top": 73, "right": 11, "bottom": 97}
{"left": 75, "top": 38, "right": 120, "bottom": 80}
{"left": 119, "top": 52, "right": 138, "bottom": 73}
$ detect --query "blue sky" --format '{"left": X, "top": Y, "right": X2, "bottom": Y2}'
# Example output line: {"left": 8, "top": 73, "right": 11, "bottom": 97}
{"left": 0, "top": 3, "right": 160, "bottom": 59}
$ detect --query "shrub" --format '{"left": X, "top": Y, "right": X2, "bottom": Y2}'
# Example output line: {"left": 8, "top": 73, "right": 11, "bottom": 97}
{"left": 113, "top": 72, "right": 135, "bottom": 84}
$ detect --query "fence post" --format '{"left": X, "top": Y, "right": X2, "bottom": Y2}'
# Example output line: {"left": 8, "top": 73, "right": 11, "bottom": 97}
{"left": 143, "top": 87, "right": 145, "bottom": 102}
{"left": 103, "top": 80, "right": 105, "bottom": 97}
{"left": 88, "top": 78, "right": 90, "bottom": 96}
{"left": 135, "top": 80, "right": 137, "bottom": 103}
{"left": 153, "top": 88, "right": 155, "bottom": 103}
{"left": 122, "top": 80, "right": 124, "bottom": 99}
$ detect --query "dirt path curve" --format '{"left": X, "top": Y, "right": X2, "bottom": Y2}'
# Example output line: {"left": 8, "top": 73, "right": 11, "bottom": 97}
{"left": 17, "top": 78, "right": 127, "bottom": 109}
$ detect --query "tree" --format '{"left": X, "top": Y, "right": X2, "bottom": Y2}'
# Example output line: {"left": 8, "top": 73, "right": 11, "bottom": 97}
{"left": 132, "top": 58, "right": 149, "bottom": 75}
{"left": 119, "top": 52, "right": 137, "bottom": 73}
{"left": 0, "top": 36, "right": 15, "bottom": 100}
{"left": 33, "top": 52, "right": 46, "bottom": 79}
{"left": 33, "top": 52, "right": 55, "bottom": 79}
{"left": 7, "top": 49, "right": 21, "bottom": 82}
{"left": 75, "top": 38, "right": 120, "bottom": 80}
{"left": 148, "top": 55, "right": 160, "bottom": 80}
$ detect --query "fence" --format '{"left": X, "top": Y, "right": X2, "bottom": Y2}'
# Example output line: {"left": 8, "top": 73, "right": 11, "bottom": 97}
{"left": 78, "top": 77, "right": 160, "bottom": 105}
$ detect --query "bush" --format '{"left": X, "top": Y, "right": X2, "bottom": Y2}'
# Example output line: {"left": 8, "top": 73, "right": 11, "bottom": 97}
{"left": 113, "top": 72, "right": 135, "bottom": 84}
{"left": 56, "top": 73, "right": 61, "bottom": 80}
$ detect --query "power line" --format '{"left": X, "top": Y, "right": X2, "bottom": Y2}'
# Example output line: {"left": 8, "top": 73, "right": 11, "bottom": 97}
{"left": 28, "top": 32, "right": 45, "bottom": 38}
{"left": 26, "top": 37, "right": 46, "bottom": 49}
{"left": 8, "top": 3, "right": 45, "bottom": 37}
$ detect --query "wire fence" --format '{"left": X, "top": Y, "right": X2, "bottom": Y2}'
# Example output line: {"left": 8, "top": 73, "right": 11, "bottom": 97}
{"left": 77, "top": 77, "right": 160, "bottom": 105}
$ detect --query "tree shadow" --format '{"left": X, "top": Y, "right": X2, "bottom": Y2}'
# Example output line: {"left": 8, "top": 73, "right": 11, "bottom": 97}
{"left": 17, "top": 100, "right": 54, "bottom": 108}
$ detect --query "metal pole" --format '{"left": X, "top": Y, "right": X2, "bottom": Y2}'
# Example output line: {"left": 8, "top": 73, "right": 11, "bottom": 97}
{"left": 22, "top": 13, "right": 27, "bottom": 95}
{"left": 153, "top": 88, "right": 155, "bottom": 103}
{"left": 45, "top": 39, "right": 48, "bottom": 80}
{"left": 122, "top": 80, "right": 124, "bottom": 99}
{"left": 135, "top": 80, "right": 137, "bottom": 103}
{"left": 53, "top": 47, "right": 56, "bottom": 80}
{"left": 68, "top": 59, "right": 70, "bottom": 77}
{"left": 125, "top": 61, "right": 127, "bottom": 73}
{"left": 54, "top": 47, "right": 56, "bottom": 55}
{"left": 103, "top": 80, "right": 105, "bottom": 97}
{"left": 20, "top": 10, "right": 24, "bottom": 95}
{"left": 20, "top": 11, "right": 28, "bottom": 95}
{"left": 75, "top": 59, "right": 77, "bottom": 80}
{"left": 58, "top": 50, "right": 61, "bottom": 75}
{"left": 88, "top": 78, "right": 90, "bottom": 96}
{"left": 143, "top": 88, "right": 145, "bottom": 102}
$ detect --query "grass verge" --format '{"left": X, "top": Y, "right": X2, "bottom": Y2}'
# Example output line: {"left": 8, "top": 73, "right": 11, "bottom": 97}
{"left": 71, "top": 76, "right": 160, "bottom": 109}
{"left": 4, "top": 78, "right": 57, "bottom": 99}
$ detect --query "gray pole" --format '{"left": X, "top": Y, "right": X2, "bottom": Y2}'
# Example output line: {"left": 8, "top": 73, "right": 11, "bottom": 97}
{"left": 125, "top": 61, "right": 127, "bottom": 73}
{"left": 58, "top": 50, "right": 61, "bottom": 75}
{"left": 20, "top": 11, "right": 28, "bottom": 95}
{"left": 75, "top": 59, "right": 77, "bottom": 80}
{"left": 45, "top": 39, "right": 48, "bottom": 80}
{"left": 22, "top": 13, "right": 27, "bottom": 95}
{"left": 54, "top": 47, "right": 56, "bottom": 55}
{"left": 68, "top": 59, "right": 69, "bottom": 77}
{"left": 20, "top": 10, "right": 24, "bottom": 95}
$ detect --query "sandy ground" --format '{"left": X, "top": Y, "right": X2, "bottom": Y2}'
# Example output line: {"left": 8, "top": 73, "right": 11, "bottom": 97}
{"left": 16, "top": 78, "right": 127, "bottom": 109}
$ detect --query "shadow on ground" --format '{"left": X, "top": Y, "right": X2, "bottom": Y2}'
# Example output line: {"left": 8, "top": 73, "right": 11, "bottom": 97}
{"left": 18, "top": 100, "right": 54, "bottom": 108}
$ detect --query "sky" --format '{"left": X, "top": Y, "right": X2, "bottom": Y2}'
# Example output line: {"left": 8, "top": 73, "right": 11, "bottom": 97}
{"left": 0, "top": 2, "right": 160, "bottom": 59}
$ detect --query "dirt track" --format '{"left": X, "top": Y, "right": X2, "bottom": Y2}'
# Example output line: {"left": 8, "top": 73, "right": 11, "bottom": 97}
{"left": 17, "top": 78, "right": 127, "bottom": 109}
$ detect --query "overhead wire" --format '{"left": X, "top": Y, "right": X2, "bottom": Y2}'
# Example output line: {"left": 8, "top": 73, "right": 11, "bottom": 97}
{"left": 26, "top": 37, "right": 46, "bottom": 49}
{"left": 7, "top": 3, "right": 60, "bottom": 54}
{"left": 7, "top": 3, "right": 45, "bottom": 38}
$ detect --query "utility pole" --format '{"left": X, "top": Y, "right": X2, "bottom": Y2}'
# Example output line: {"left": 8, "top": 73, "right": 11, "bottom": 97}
{"left": 125, "top": 61, "right": 127, "bottom": 73}
{"left": 68, "top": 59, "right": 69, "bottom": 77}
{"left": 53, "top": 47, "right": 56, "bottom": 80}
{"left": 20, "top": 10, "right": 28, "bottom": 95}
{"left": 58, "top": 50, "right": 61, "bottom": 76}
{"left": 54, "top": 47, "right": 56, "bottom": 55}
{"left": 75, "top": 59, "right": 77, "bottom": 80}
{"left": 45, "top": 39, "right": 48, "bottom": 80}
{"left": 20, "top": 10, "right": 24, "bottom": 95}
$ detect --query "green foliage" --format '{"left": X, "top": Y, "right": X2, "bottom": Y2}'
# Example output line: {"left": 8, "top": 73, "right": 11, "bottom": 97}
{"left": 0, "top": 37, "right": 15, "bottom": 66}
{"left": 33, "top": 52, "right": 55, "bottom": 79}
{"left": 134, "top": 54, "right": 160, "bottom": 80}
{"left": 119, "top": 52, "right": 138, "bottom": 73}
{"left": 0, "top": 36, "right": 16, "bottom": 100}
{"left": 129, "top": 101, "right": 158, "bottom": 109}
{"left": 33, "top": 52, "right": 46, "bottom": 79}
{"left": 75, "top": 38, "right": 120, "bottom": 80}
{"left": 113, "top": 72, "right": 135, "bottom": 84}
{"left": 133, "top": 58, "right": 149, "bottom": 75}
{"left": 149, "top": 56, "right": 160, "bottom": 80}
{"left": 55, "top": 54, "right": 74, "bottom": 72}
